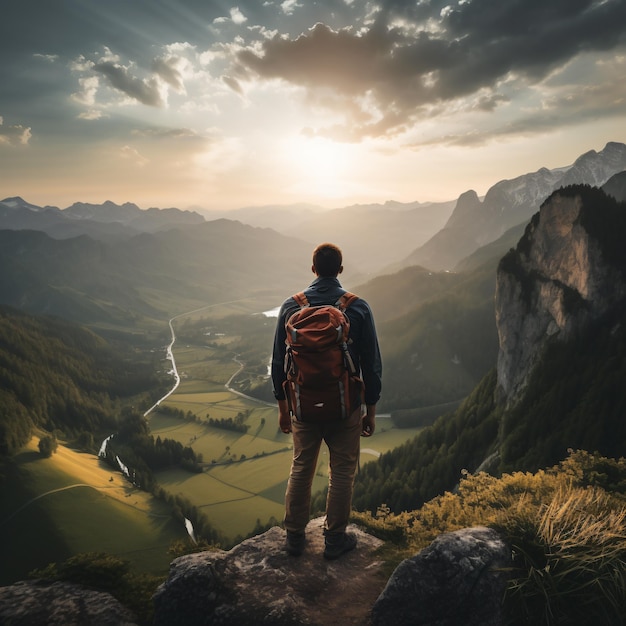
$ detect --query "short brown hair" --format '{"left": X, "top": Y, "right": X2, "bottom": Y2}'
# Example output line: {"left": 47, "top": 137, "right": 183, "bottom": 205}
{"left": 312, "top": 243, "right": 343, "bottom": 277}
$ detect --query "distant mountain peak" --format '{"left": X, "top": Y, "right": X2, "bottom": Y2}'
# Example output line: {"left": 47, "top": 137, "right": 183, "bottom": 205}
{"left": 0, "top": 196, "right": 51, "bottom": 212}
{"left": 64, "top": 200, "right": 142, "bottom": 221}
{"left": 403, "top": 141, "right": 626, "bottom": 271}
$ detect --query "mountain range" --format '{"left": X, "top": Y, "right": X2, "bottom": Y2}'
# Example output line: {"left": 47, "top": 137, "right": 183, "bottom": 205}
{"left": 400, "top": 141, "right": 626, "bottom": 271}
{"left": 1, "top": 142, "right": 625, "bottom": 411}
{"left": 0, "top": 197, "right": 205, "bottom": 241}
{"left": 0, "top": 219, "right": 313, "bottom": 330}
{"left": 0, "top": 196, "right": 455, "bottom": 280}
{"left": 3, "top": 142, "right": 625, "bottom": 280}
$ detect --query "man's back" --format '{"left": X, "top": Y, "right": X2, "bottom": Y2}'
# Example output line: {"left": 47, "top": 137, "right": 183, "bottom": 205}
{"left": 272, "top": 242, "right": 382, "bottom": 560}
{"left": 271, "top": 275, "right": 382, "bottom": 408}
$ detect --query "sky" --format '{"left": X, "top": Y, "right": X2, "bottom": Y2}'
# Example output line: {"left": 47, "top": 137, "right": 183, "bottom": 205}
{"left": 1, "top": 0, "right": 625, "bottom": 212}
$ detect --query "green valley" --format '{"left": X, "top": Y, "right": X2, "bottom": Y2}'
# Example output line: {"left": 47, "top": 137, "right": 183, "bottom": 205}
{"left": 147, "top": 300, "right": 424, "bottom": 541}
{"left": 0, "top": 437, "right": 184, "bottom": 586}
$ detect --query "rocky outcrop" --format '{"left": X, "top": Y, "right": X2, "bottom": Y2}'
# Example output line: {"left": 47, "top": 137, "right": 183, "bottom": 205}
{"left": 371, "top": 527, "right": 511, "bottom": 626}
{"left": 0, "top": 580, "right": 138, "bottom": 626}
{"left": 152, "top": 518, "right": 386, "bottom": 626}
{"left": 155, "top": 522, "right": 512, "bottom": 626}
{"left": 495, "top": 186, "right": 626, "bottom": 404}
{"left": 0, "top": 522, "right": 513, "bottom": 625}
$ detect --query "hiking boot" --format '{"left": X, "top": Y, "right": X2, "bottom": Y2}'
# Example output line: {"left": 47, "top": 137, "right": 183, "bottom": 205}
{"left": 323, "top": 531, "right": 357, "bottom": 560}
{"left": 285, "top": 531, "right": 306, "bottom": 556}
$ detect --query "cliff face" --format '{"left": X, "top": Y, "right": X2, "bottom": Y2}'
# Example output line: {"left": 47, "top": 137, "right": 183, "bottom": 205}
{"left": 495, "top": 186, "right": 626, "bottom": 405}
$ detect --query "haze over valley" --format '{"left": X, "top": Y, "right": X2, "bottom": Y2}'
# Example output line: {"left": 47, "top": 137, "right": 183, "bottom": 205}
{"left": 2, "top": 140, "right": 626, "bottom": 547}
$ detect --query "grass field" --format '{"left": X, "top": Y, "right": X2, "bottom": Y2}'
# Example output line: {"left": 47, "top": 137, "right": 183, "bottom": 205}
{"left": 0, "top": 437, "right": 186, "bottom": 586}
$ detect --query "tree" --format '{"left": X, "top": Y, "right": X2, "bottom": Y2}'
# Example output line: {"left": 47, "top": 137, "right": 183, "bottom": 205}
{"left": 38, "top": 434, "right": 58, "bottom": 458}
{"left": 77, "top": 431, "right": 95, "bottom": 451}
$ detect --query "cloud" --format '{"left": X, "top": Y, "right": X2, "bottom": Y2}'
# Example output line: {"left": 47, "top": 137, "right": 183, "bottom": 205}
{"left": 280, "top": 0, "right": 301, "bottom": 15}
{"left": 234, "top": 0, "right": 626, "bottom": 140}
{"left": 69, "top": 42, "right": 225, "bottom": 116}
{"left": 120, "top": 145, "right": 149, "bottom": 167}
{"left": 78, "top": 110, "right": 107, "bottom": 121}
{"left": 93, "top": 60, "right": 166, "bottom": 107}
{"left": 33, "top": 53, "right": 58, "bottom": 63}
{"left": 152, "top": 56, "right": 187, "bottom": 93}
{"left": 132, "top": 127, "right": 206, "bottom": 142}
{"left": 214, "top": 6, "right": 248, "bottom": 25}
{"left": 222, "top": 75, "right": 244, "bottom": 95}
{"left": 0, "top": 117, "right": 32, "bottom": 146}
{"left": 230, "top": 6, "right": 248, "bottom": 24}
{"left": 70, "top": 55, "right": 95, "bottom": 73}
{"left": 414, "top": 52, "right": 626, "bottom": 148}
{"left": 72, "top": 76, "right": 100, "bottom": 107}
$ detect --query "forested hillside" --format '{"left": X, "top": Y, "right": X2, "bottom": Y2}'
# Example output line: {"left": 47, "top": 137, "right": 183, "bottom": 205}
{"left": 0, "top": 222, "right": 311, "bottom": 329}
{"left": 0, "top": 306, "right": 166, "bottom": 457}
{"left": 356, "top": 258, "right": 500, "bottom": 413}
{"left": 352, "top": 304, "right": 626, "bottom": 514}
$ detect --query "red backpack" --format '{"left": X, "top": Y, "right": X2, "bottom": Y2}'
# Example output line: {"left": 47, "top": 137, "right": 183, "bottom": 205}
{"left": 283, "top": 291, "right": 364, "bottom": 421}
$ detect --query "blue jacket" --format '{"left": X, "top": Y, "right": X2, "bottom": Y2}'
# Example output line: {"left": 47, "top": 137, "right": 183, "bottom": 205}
{"left": 271, "top": 276, "right": 382, "bottom": 405}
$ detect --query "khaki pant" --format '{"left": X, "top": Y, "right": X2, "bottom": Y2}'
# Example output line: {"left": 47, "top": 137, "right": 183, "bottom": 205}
{"left": 284, "top": 409, "right": 361, "bottom": 536}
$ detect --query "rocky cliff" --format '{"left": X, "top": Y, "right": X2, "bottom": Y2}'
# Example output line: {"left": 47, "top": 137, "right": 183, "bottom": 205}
{"left": 494, "top": 185, "right": 626, "bottom": 405}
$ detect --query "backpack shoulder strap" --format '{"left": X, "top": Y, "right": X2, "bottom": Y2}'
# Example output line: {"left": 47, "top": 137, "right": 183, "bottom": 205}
{"left": 292, "top": 292, "right": 309, "bottom": 308}
{"left": 337, "top": 291, "right": 359, "bottom": 311}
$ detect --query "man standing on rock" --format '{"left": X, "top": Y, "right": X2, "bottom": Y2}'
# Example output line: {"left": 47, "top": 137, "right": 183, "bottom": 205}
{"left": 271, "top": 242, "right": 382, "bottom": 559}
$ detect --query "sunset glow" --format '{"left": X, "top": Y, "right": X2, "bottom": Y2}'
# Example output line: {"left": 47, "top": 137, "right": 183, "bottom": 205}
{"left": 0, "top": 1, "right": 624, "bottom": 211}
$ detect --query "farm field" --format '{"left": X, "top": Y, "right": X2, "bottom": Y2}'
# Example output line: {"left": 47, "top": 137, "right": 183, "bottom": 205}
{"left": 149, "top": 303, "right": 423, "bottom": 542}
{"left": 152, "top": 403, "right": 422, "bottom": 541}
{"left": 0, "top": 299, "right": 425, "bottom": 584}
{"left": 0, "top": 437, "right": 186, "bottom": 585}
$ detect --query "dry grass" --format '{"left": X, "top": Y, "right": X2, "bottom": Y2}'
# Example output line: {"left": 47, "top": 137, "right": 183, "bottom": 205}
{"left": 502, "top": 485, "right": 626, "bottom": 624}
{"left": 352, "top": 451, "right": 626, "bottom": 625}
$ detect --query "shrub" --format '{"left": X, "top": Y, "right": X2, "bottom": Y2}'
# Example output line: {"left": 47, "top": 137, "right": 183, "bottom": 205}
{"left": 355, "top": 450, "right": 626, "bottom": 624}
{"left": 38, "top": 434, "right": 58, "bottom": 458}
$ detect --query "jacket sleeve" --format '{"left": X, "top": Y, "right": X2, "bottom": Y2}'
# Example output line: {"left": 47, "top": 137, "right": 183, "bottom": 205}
{"left": 359, "top": 302, "right": 383, "bottom": 406}
{"left": 271, "top": 298, "right": 295, "bottom": 400}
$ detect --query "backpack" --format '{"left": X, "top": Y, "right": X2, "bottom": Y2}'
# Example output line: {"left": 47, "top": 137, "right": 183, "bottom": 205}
{"left": 283, "top": 291, "right": 364, "bottom": 422}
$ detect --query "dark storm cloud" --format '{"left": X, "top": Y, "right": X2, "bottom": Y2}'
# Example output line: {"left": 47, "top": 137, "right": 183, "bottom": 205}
{"left": 235, "top": 0, "right": 626, "bottom": 139}
{"left": 435, "top": 0, "right": 626, "bottom": 93}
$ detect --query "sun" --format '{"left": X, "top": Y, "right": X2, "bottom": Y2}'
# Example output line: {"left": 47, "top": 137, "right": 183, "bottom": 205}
{"left": 281, "top": 135, "right": 358, "bottom": 200}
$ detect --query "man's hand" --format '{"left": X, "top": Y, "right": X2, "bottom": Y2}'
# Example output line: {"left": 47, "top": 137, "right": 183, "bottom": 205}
{"left": 278, "top": 399, "right": 292, "bottom": 434}
{"left": 361, "top": 404, "right": 376, "bottom": 437}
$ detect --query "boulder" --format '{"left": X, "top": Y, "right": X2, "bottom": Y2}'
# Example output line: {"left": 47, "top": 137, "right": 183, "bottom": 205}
{"left": 0, "top": 579, "right": 138, "bottom": 626}
{"left": 152, "top": 517, "right": 386, "bottom": 626}
{"left": 370, "top": 526, "right": 511, "bottom": 626}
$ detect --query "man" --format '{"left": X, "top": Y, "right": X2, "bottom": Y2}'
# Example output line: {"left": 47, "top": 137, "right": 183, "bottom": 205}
{"left": 271, "top": 243, "right": 382, "bottom": 559}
